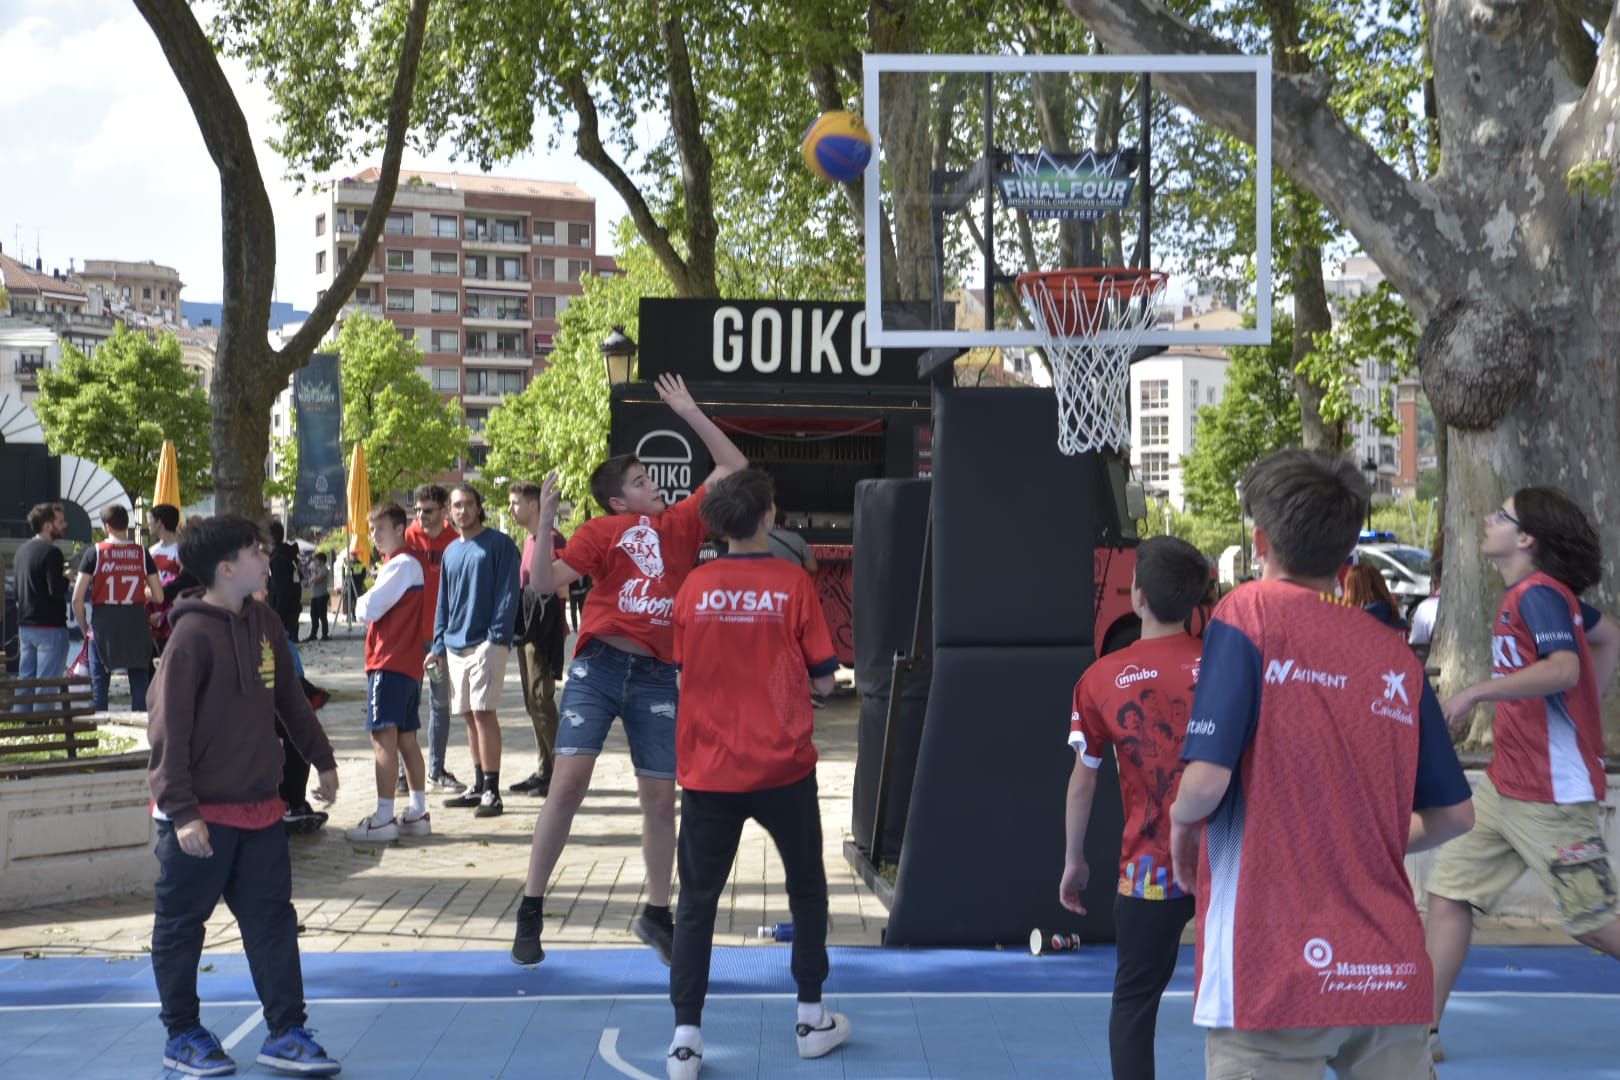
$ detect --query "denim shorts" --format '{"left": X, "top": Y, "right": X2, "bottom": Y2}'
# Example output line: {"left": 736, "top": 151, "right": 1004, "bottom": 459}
{"left": 365, "top": 669, "right": 422, "bottom": 734}
{"left": 555, "top": 639, "right": 679, "bottom": 779}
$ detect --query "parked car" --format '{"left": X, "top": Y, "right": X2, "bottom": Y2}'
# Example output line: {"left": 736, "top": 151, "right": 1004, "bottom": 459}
{"left": 1354, "top": 533, "right": 1433, "bottom": 619}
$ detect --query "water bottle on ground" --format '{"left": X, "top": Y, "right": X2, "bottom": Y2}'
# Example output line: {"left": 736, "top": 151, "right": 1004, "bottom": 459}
{"left": 757, "top": 922, "right": 793, "bottom": 942}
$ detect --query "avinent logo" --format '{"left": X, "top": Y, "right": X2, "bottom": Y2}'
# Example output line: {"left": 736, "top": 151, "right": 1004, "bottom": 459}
{"left": 296, "top": 380, "right": 337, "bottom": 407}
{"left": 1264, "top": 658, "right": 1349, "bottom": 690}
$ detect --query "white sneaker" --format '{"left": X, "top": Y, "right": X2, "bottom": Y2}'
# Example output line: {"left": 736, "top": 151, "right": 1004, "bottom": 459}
{"left": 666, "top": 1043, "right": 702, "bottom": 1079}
{"left": 795, "top": 1011, "right": 851, "bottom": 1059}
{"left": 1429, "top": 1029, "right": 1444, "bottom": 1063}
{"left": 344, "top": 815, "right": 398, "bottom": 843}
{"left": 398, "top": 811, "right": 432, "bottom": 837}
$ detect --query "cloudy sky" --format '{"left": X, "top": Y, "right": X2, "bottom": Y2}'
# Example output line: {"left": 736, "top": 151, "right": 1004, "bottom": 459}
{"left": 1, "top": 0, "right": 632, "bottom": 308}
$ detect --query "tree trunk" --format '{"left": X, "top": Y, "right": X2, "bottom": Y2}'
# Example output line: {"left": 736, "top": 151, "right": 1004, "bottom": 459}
{"left": 1290, "top": 232, "right": 1336, "bottom": 452}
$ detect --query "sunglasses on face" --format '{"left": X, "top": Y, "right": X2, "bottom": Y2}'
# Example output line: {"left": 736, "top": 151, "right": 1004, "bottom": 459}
{"left": 414, "top": 506, "right": 441, "bottom": 516}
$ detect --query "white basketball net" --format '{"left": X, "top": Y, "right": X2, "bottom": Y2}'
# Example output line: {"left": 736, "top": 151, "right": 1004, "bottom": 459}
{"left": 1019, "top": 270, "right": 1167, "bottom": 455}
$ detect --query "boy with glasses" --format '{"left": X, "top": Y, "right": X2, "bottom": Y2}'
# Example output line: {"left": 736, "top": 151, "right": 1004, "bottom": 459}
{"left": 1425, "top": 488, "right": 1620, "bottom": 1061}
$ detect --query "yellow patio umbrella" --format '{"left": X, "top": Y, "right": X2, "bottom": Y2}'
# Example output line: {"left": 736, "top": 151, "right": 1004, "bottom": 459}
{"left": 346, "top": 442, "right": 372, "bottom": 565}
{"left": 153, "top": 440, "right": 181, "bottom": 509}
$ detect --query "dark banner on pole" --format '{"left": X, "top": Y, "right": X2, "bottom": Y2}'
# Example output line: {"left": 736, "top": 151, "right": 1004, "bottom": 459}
{"left": 290, "top": 352, "right": 345, "bottom": 531}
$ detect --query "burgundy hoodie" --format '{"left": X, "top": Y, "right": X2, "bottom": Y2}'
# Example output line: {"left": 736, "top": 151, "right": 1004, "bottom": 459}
{"left": 147, "top": 595, "right": 335, "bottom": 828}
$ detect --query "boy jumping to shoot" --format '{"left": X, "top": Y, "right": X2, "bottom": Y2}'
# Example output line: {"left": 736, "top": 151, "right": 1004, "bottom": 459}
{"left": 347, "top": 502, "right": 433, "bottom": 842}
{"left": 1061, "top": 535, "right": 1207, "bottom": 1080}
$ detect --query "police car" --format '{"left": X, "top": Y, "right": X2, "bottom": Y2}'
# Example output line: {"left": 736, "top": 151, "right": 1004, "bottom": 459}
{"left": 1352, "top": 530, "right": 1433, "bottom": 618}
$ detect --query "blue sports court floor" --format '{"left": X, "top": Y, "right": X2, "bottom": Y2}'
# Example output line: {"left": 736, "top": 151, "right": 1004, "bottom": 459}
{"left": 1, "top": 945, "right": 1613, "bottom": 1078}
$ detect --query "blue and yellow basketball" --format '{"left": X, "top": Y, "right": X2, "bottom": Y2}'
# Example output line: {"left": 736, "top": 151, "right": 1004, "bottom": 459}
{"left": 801, "top": 111, "right": 873, "bottom": 183}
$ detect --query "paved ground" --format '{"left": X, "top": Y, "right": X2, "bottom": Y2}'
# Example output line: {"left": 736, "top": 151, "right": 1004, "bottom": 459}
{"left": 0, "top": 617, "right": 886, "bottom": 959}
{"left": 0, "top": 614, "right": 1571, "bottom": 960}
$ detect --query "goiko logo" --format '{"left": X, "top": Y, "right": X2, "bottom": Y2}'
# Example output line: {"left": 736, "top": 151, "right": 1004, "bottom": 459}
{"left": 617, "top": 518, "right": 666, "bottom": 579}
{"left": 1303, "top": 938, "right": 1334, "bottom": 969}
{"left": 1381, "top": 671, "right": 1409, "bottom": 705}
{"left": 636, "top": 429, "right": 695, "bottom": 505}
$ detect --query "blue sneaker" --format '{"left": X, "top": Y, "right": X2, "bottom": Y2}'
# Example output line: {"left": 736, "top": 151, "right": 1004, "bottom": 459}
{"left": 256, "top": 1027, "right": 341, "bottom": 1075}
{"left": 162, "top": 1027, "right": 236, "bottom": 1076}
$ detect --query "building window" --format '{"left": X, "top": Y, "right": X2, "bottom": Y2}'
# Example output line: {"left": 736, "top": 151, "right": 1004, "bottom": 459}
{"left": 465, "top": 368, "right": 526, "bottom": 396}
{"left": 494, "top": 218, "right": 525, "bottom": 243}
{"left": 1140, "top": 379, "right": 1169, "bottom": 411}
{"left": 466, "top": 294, "right": 529, "bottom": 320}
{"left": 568, "top": 222, "right": 591, "bottom": 246}
{"left": 143, "top": 286, "right": 152, "bottom": 300}
{"left": 385, "top": 212, "right": 413, "bottom": 236}
{"left": 431, "top": 214, "right": 458, "bottom": 238}
{"left": 464, "top": 255, "right": 488, "bottom": 279}
{"left": 1190, "top": 378, "right": 1199, "bottom": 407}
{"left": 430, "top": 251, "right": 458, "bottom": 275}
{"left": 431, "top": 290, "right": 459, "bottom": 313}
{"left": 1380, "top": 444, "right": 1396, "bottom": 467}
{"left": 431, "top": 329, "right": 459, "bottom": 353}
{"left": 535, "top": 257, "right": 555, "bottom": 281}
{"left": 386, "top": 288, "right": 414, "bottom": 312}
{"left": 498, "top": 256, "right": 525, "bottom": 282}
{"left": 430, "top": 367, "right": 459, "bottom": 392}
{"left": 315, "top": 213, "right": 326, "bottom": 236}
{"left": 336, "top": 247, "right": 349, "bottom": 269}
{"left": 535, "top": 294, "right": 557, "bottom": 318}
{"left": 386, "top": 249, "right": 414, "bottom": 272}
{"left": 315, "top": 251, "right": 326, "bottom": 274}
{"left": 1141, "top": 452, "right": 1170, "bottom": 485}
{"left": 1140, "top": 415, "right": 1169, "bottom": 447}
{"left": 464, "top": 408, "right": 488, "bottom": 433}
{"left": 465, "top": 445, "right": 490, "bottom": 470}
{"left": 1207, "top": 386, "right": 1217, "bottom": 403}
{"left": 160, "top": 289, "right": 168, "bottom": 301}
{"left": 535, "top": 220, "right": 555, "bottom": 245}
{"left": 568, "top": 259, "right": 590, "bottom": 282}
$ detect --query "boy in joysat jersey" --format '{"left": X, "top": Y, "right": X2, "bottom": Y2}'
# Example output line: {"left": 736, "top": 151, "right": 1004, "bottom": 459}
{"left": 1425, "top": 486, "right": 1620, "bottom": 1062}
{"left": 1061, "top": 535, "right": 1208, "bottom": 1080}
{"left": 513, "top": 373, "right": 746, "bottom": 967}
{"left": 1169, "top": 449, "right": 1474, "bottom": 1078}
{"left": 664, "top": 469, "right": 846, "bottom": 1079}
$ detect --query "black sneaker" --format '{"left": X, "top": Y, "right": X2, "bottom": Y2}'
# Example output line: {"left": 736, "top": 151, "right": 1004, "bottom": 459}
{"left": 443, "top": 787, "right": 484, "bottom": 809}
{"left": 474, "top": 790, "right": 504, "bottom": 818}
{"left": 283, "top": 804, "right": 328, "bottom": 835}
{"left": 395, "top": 773, "right": 409, "bottom": 795}
{"left": 426, "top": 771, "right": 467, "bottom": 795}
{"left": 509, "top": 772, "right": 551, "bottom": 795}
{"left": 634, "top": 911, "right": 675, "bottom": 966}
{"left": 512, "top": 905, "right": 545, "bottom": 966}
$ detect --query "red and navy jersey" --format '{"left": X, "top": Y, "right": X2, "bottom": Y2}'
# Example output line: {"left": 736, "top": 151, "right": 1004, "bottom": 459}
{"left": 1488, "top": 572, "right": 1606, "bottom": 804}
{"left": 357, "top": 551, "right": 426, "bottom": 678}
{"left": 1069, "top": 633, "right": 1202, "bottom": 900}
{"left": 1181, "top": 580, "right": 1470, "bottom": 1031}
{"left": 81, "top": 540, "right": 156, "bottom": 606}
{"left": 561, "top": 487, "right": 709, "bottom": 663}
{"left": 672, "top": 554, "right": 838, "bottom": 792}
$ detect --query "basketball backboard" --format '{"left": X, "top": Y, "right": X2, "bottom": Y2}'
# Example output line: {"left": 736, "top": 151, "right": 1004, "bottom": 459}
{"left": 861, "top": 53, "right": 1272, "bottom": 351}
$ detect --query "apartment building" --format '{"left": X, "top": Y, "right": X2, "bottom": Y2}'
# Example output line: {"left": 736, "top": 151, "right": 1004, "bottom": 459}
{"left": 0, "top": 246, "right": 117, "bottom": 398}
{"left": 74, "top": 259, "right": 185, "bottom": 324}
{"left": 307, "top": 168, "right": 617, "bottom": 474}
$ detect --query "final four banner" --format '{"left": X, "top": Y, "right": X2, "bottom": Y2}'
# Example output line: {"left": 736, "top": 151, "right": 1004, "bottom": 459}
{"left": 290, "top": 352, "right": 346, "bottom": 531}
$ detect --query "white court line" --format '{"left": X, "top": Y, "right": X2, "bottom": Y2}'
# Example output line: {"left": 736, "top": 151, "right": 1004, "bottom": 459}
{"left": 220, "top": 1006, "right": 264, "bottom": 1051}
{"left": 1, "top": 989, "right": 1613, "bottom": 1014}
{"left": 598, "top": 1028, "right": 660, "bottom": 1080}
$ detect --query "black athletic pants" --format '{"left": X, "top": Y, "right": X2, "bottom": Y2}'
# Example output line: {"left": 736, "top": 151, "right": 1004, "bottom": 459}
{"left": 670, "top": 771, "right": 828, "bottom": 1027}
{"left": 308, "top": 595, "right": 329, "bottom": 640}
{"left": 1110, "top": 893, "right": 1195, "bottom": 1080}
{"left": 277, "top": 716, "right": 311, "bottom": 809}
{"left": 152, "top": 819, "right": 307, "bottom": 1038}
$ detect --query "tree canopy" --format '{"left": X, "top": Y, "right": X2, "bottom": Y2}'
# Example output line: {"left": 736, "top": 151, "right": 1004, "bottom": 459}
{"left": 34, "top": 325, "right": 213, "bottom": 507}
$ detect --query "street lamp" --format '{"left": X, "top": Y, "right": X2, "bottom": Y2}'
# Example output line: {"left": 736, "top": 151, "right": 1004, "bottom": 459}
{"left": 1234, "top": 478, "right": 1248, "bottom": 581}
{"left": 600, "top": 326, "right": 637, "bottom": 387}
{"left": 1360, "top": 455, "right": 1378, "bottom": 531}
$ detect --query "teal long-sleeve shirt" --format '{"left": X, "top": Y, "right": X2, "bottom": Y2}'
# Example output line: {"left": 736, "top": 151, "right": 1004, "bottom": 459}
{"left": 432, "top": 527, "right": 521, "bottom": 654}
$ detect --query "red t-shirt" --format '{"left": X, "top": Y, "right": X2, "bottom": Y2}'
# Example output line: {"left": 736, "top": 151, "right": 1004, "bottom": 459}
{"left": 672, "top": 554, "right": 838, "bottom": 792}
{"left": 404, "top": 522, "right": 459, "bottom": 649}
{"left": 559, "top": 487, "right": 709, "bottom": 663}
{"left": 1488, "top": 572, "right": 1607, "bottom": 803}
{"left": 1070, "top": 633, "right": 1202, "bottom": 900}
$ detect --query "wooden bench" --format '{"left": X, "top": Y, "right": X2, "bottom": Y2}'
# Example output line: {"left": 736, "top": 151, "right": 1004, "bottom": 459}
{"left": 0, "top": 675, "right": 140, "bottom": 780}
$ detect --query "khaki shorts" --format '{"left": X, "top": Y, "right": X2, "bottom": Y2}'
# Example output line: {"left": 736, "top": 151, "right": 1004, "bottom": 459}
{"left": 446, "top": 640, "right": 510, "bottom": 714}
{"left": 1206, "top": 1024, "right": 1431, "bottom": 1079}
{"left": 1426, "top": 773, "right": 1617, "bottom": 936}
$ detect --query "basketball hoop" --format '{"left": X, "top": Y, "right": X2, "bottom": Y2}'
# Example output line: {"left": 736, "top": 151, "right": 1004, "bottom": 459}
{"left": 1016, "top": 267, "right": 1169, "bottom": 455}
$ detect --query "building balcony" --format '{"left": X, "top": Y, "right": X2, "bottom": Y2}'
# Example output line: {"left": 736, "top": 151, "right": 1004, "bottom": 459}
{"left": 464, "top": 348, "right": 530, "bottom": 362}
{"left": 462, "top": 229, "right": 529, "bottom": 253}
{"left": 462, "top": 303, "right": 531, "bottom": 327}
{"left": 12, "top": 308, "right": 117, "bottom": 337}
{"left": 12, "top": 358, "right": 46, "bottom": 385}
{"left": 461, "top": 274, "right": 529, "bottom": 292}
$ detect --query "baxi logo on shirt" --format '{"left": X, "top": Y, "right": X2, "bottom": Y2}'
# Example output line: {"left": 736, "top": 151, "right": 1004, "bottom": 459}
{"left": 1264, "top": 658, "right": 1349, "bottom": 689}
{"left": 618, "top": 519, "right": 666, "bottom": 579}
{"left": 1492, "top": 634, "right": 1526, "bottom": 669}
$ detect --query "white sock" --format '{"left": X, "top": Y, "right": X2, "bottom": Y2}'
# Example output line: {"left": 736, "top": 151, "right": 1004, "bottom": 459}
{"left": 375, "top": 797, "right": 395, "bottom": 823}
{"left": 408, "top": 790, "right": 426, "bottom": 817}
{"left": 671, "top": 1025, "right": 703, "bottom": 1052}
{"left": 797, "top": 1002, "right": 825, "bottom": 1027}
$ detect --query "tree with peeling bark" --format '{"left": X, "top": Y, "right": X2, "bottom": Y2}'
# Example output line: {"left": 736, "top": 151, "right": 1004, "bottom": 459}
{"left": 1068, "top": 0, "right": 1620, "bottom": 751}
{"left": 133, "top": 0, "right": 434, "bottom": 519}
